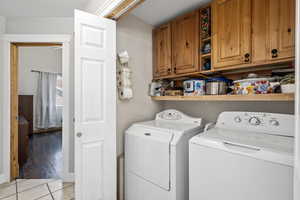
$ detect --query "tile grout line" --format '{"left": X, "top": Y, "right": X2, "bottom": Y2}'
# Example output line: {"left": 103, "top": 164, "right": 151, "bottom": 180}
{"left": 51, "top": 183, "right": 73, "bottom": 194}
{"left": 0, "top": 194, "right": 16, "bottom": 200}
{"left": 46, "top": 184, "right": 55, "bottom": 200}
{"left": 15, "top": 181, "right": 19, "bottom": 200}
{"left": 0, "top": 179, "right": 65, "bottom": 200}
{"left": 0, "top": 182, "right": 17, "bottom": 200}
{"left": 16, "top": 179, "right": 58, "bottom": 194}
{"left": 33, "top": 193, "right": 52, "bottom": 200}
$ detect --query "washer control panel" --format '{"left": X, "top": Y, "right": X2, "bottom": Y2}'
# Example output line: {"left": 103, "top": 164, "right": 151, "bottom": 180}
{"left": 248, "top": 116, "right": 261, "bottom": 126}
{"left": 216, "top": 112, "right": 294, "bottom": 137}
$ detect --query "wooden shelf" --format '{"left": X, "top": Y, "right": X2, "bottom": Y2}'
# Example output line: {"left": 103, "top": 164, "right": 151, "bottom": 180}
{"left": 152, "top": 93, "right": 294, "bottom": 102}
{"left": 201, "top": 58, "right": 294, "bottom": 75}
{"left": 200, "top": 69, "right": 216, "bottom": 74}
{"left": 202, "top": 37, "right": 211, "bottom": 42}
{"left": 201, "top": 53, "right": 211, "bottom": 58}
{"left": 153, "top": 71, "right": 209, "bottom": 80}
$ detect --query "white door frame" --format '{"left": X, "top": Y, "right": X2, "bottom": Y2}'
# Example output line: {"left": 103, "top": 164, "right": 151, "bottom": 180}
{"left": 0, "top": 34, "right": 72, "bottom": 183}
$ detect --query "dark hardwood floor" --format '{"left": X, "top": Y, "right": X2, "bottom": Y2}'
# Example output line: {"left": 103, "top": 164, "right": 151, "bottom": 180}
{"left": 19, "top": 131, "right": 63, "bottom": 179}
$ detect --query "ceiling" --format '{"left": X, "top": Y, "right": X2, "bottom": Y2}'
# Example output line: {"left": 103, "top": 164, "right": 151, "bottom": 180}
{"left": 0, "top": 0, "right": 89, "bottom": 17}
{"left": 131, "top": 0, "right": 212, "bottom": 26}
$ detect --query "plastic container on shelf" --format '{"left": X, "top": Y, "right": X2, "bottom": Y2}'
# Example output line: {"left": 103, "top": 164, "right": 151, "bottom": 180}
{"left": 233, "top": 77, "right": 274, "bottom": 95}
{"left": 183, "top": 79, "right": 206, "bottom": 96}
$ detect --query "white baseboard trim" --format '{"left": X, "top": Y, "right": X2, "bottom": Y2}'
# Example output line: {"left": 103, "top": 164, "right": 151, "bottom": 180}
{"left": 0, "top": 174, "right": 8, "bottom": 184}
{"left": 63, "top": 173, "right": 74, "bottom": 182}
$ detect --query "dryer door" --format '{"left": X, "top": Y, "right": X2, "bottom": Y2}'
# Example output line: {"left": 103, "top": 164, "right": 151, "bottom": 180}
{"left": 126, "top": 126, "right": 173, "bottom": 191}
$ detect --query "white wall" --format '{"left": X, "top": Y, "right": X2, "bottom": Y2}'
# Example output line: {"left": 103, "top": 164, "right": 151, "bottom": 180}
{"left": 163, "top": 101, "right": 294, "bottom": 124}
{"left": 295, "top": 49, "right": 300, "bottom": 198}
{"left": 1, "top": 17, "right": 75, "bottom": 175}
{"left": 0, "top": 16, "right": 6, "bottom": 180}
{"left": 5, "top": 17, "right": 73, "bottom": 34}
{"left": 294, "top": 0, "right": 300, "bottom": 198}
{"left": 18, "top": 47, "right": 62, "bottom": 130}
{"left": 116, "top": 14, "right": 163, "bottom": 200}
{"left": 0, "top": 16, "right": 5, "bottom": 33}
{"left": 84, "top": 0, "right": 107, "bottom": 14}
{"left": 116, "top": 14, "right": 163, "bottom": 155}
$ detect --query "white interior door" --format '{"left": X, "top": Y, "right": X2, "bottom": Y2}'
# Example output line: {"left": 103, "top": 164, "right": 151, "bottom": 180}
{"left": 74, "top": 9, "right": 116, "bottom": 200}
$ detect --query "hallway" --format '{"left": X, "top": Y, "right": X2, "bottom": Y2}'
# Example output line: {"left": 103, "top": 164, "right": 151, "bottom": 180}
{"left": 19, "top": 132, "right": 62, "bottom": 179}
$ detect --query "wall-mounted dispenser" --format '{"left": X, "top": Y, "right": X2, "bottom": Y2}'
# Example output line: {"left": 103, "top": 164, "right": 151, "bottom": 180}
{"left": 117, "top": 51, "right": 133, "bottom": 100}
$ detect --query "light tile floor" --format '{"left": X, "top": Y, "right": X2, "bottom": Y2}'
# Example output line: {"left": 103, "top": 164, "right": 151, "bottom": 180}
{"left": 0, "top": 179, "right": 74, "bottom": 200}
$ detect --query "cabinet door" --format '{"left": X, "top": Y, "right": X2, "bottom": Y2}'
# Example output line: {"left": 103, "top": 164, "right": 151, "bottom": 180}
{"left": 172, "top": 11, "right": 199, "bottom": 74}
{"left": 153, "top": 24, "right": 172, "bottom": 78}
{"left": 212, "top": 0, "right": 252, "bottom": 69}
{"left": 252, "top": 0, "right": 268, "bottom": 64}
{"left": 268, "top": 0, "right": 295, "bottom": 60}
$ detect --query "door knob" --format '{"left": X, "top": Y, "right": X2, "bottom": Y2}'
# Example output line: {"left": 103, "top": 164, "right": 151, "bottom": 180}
{"left": 76, "top": 132, "right": 82, "bottom": 138}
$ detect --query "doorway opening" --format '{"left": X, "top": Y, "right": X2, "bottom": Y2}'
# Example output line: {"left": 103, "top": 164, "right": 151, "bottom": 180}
{"left": 10, "top": 43, "right": 64, "bottom": 180}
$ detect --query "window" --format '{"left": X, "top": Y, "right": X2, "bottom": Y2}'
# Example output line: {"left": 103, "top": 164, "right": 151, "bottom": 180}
{"left": 56, "top": 75, "right": 63, "bottom": 106}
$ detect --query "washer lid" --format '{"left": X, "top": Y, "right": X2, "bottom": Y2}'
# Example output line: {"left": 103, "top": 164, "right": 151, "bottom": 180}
{"left": 132, "top": 120, "right": 202, "bottom": 145}
{"left": 137, "top": 120, "right": 201, "bottom": 133}
{"left": 132, "top": 109, "right": 203, "bottom": 132}
{"left": 190, "top": 128, "right": 294, "bottom": 166}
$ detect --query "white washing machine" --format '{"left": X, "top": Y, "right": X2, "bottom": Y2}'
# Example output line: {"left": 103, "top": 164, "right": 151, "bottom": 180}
{"left": 189, "top": 112, "right": 294, "bottom": 200}
{"left": 125, "top": 109, "right": 203, "bottom": 200}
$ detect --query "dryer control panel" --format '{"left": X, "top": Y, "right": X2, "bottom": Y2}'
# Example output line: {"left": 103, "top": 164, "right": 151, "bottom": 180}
{"left": 216, "top": 112, "right": 294, "bottom": 137}
{"left": 156, "top": 109, "right": 202, "bottom": 126}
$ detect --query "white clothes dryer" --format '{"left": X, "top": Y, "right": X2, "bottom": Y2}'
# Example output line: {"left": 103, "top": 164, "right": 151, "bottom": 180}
{"left": 125, "top": 109, "right": 203, "bottom": 200}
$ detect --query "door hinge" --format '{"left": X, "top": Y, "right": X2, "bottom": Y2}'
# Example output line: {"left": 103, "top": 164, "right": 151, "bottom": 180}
{"left": 73, "top": 117, "right": 75, "bottom": 123}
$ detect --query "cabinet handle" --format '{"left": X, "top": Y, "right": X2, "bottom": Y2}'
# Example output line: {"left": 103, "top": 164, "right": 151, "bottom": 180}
{"left": 244, "top": 53, "right": 250, "bottom": 62}
{"left": 174, "top": 67, "right": 177, "bottom": 74}
{"left": 167, "top": 68, "right": 172, "bottom": 74}
{"left": 271, "top": 49, "right": 278, "bottom": 58}
{"left": 288, "top": 28, "right": 292, "bottom": 33}
{"left": 185, "top": 41, "right": 190, "bottom": 48}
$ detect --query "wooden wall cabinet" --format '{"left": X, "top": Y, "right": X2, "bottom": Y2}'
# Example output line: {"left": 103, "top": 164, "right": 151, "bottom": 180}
{"left": 213, "top": 0, "right": 295, "bottom": 70}
{"left": 253, "top": 0, "right": 295, "bottom": 63}
{"left": 212, "top": 0, "right": 252, "bottom": 69}
{"left": 153, "top": 23, "right": 172, "bottom": 78}
{"left": 172, "top": 11, "right": 199, "bottom": 75}
{"left": 153, "top": 0, "right": 295, "bottom": 79}
{"left": 268, "top": 0, "right": 295, "bottom": 61}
